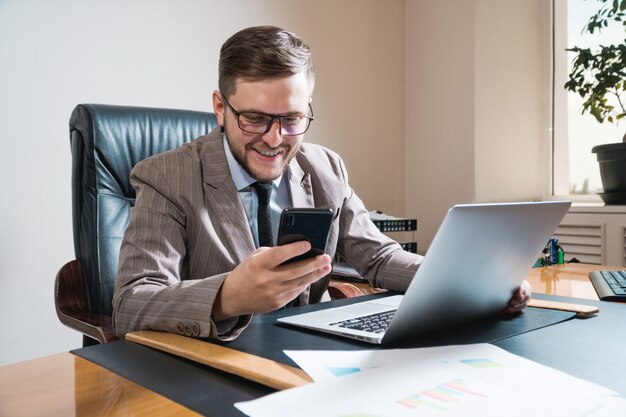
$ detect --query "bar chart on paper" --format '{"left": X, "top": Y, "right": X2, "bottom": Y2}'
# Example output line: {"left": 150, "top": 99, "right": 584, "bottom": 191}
{"left": 332, "top": 363, "right": 517, "bottom": 417}
{"left": 397, "top": 378, "right": 488, "bottom": 412}
{"left": 237, "top": 344, "right": 626, "bottom": 417}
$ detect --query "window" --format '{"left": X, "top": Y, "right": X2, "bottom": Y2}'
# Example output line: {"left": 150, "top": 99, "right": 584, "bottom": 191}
{"left": 553, "top": 0, "right": 625, "bottom": 198}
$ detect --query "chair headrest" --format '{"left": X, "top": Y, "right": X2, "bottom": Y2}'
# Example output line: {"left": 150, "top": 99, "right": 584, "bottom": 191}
{"left": 70, "top": 103, "right": 218, "bottom": 198}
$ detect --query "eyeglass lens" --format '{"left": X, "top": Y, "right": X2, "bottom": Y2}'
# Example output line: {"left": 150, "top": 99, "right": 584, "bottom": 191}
{"left": 239, "top": 113, "right": 309, "bottom": 135}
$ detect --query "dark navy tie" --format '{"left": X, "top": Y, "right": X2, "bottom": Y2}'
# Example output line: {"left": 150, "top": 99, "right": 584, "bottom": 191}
{"left": 251, "top": 182, "right": 274, "bottom": 247}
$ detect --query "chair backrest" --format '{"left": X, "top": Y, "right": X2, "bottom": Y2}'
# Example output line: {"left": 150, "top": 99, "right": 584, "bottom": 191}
{"left": 69, "top": 104, "right": 218, "bottom": 316}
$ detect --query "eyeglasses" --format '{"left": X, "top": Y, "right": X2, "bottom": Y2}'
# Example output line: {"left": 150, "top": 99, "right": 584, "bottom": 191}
{"left": 220, "top": 92, "right": 314, "bottom": 136}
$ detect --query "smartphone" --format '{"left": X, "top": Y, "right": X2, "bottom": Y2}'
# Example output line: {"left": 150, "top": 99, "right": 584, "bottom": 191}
{"left": 277, "top": 208, "right": 334, "bottom": 264}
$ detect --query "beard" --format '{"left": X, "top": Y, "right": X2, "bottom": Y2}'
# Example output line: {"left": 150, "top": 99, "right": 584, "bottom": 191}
{"left": 223, "top": 119, "right": 301, "bottom": 182}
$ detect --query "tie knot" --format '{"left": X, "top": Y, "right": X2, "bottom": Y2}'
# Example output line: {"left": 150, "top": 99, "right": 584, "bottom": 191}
{"left": 251, "top": 181, "right": 273, "bottom": 204}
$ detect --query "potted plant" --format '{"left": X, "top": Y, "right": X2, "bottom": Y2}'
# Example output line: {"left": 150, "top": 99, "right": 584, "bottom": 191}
{"left": 565, "top": 0, "right": 626, "bottom": 204}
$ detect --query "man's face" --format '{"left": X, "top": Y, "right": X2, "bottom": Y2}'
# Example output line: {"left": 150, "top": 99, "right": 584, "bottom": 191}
{"left": 212, "top": 73, "right": 312, "bottom": 182}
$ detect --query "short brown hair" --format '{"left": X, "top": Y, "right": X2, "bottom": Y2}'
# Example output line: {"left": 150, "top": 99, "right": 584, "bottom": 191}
{"left": 218, "top": 26, "right": 315, "bottom": 98}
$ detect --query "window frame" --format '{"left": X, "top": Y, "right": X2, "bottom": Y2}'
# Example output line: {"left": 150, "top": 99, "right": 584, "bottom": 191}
{"left": 550, "top": 0, "right": 615, "bottom": 203}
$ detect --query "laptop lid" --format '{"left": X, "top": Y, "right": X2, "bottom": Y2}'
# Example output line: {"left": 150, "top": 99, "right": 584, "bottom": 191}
{"left": 279, "top": 201, "right": 571, "bottom": 345}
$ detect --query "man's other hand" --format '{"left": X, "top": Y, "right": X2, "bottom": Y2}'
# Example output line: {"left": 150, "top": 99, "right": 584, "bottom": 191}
{"left": 504, "top": 280, "right": 532, "bottom": 314}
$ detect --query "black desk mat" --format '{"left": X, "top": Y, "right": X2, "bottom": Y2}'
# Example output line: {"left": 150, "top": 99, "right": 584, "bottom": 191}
{"left": 496, "top": 293, "right": 626, "bottom": 397}
{"left": 215, "top": 295, "right": 576, "bottom": 366}
{"left": 73, "top": 294, "right": 577, "bottom": 416}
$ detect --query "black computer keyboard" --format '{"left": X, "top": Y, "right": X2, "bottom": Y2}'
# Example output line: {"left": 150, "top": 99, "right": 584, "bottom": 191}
{"left": 329, "top": 310, "right": 396, "bottom": 334}
{"left": 588, "top": 270, "right": 626, "bottom": 301}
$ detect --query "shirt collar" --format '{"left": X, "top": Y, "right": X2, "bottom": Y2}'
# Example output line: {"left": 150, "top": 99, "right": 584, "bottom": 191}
{"left": 222, "top": 133, "right": 284, "bottom": 191}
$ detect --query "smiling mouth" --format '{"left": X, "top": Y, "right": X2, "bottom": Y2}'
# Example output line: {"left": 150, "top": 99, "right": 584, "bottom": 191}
{"left": 253, "top": 147, "right": 285, "bottom": 158}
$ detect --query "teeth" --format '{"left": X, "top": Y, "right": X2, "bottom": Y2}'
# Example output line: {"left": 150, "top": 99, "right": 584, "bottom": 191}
{"left": 256, "top": 148, "right": 282, "bottom": 157}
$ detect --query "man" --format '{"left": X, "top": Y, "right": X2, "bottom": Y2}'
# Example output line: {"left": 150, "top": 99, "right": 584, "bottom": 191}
{"left": 112, "top": 26, "right": 530, "bottom": 341}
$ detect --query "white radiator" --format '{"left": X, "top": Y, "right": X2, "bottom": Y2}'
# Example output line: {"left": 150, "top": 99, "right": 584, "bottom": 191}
{"left": 553, "top": 223, "right": 603, "bottom": 265}
{"left": 553, "top": 205, "right": 626, "bottom": 267}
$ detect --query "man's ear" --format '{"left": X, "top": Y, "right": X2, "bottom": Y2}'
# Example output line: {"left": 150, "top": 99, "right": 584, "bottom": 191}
{"left": 212, "top": 90, "right": 225, "bottom": 126}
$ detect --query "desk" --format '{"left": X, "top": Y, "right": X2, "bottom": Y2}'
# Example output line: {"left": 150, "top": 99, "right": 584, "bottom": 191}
{"left": 525, "top": 263, "right": 622, "bottom": 300}
{"left": 0, "top": 352, "right": 199, "bottom": 417}
{"left": 2, "top": 263, "right": 625, "bottom": 417}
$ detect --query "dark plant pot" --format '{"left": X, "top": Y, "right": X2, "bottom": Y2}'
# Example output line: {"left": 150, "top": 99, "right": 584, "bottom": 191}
{"left": 592, "top": 142, "right": 626, "bottom": 204}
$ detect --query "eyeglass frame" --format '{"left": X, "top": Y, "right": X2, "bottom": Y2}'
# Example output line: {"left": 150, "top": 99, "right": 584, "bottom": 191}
{"left": 220, "top": 91, "right": 314, "bottom": 136}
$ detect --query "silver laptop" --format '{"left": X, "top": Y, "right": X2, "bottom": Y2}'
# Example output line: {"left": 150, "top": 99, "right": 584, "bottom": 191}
{"left": 278, "top": 201, "right": 571, "bottom": 345}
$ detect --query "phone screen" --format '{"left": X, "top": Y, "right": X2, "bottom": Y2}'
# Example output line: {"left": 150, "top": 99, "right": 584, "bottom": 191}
{"left": 277, "top": 208, "right": 334, "bottom": 264}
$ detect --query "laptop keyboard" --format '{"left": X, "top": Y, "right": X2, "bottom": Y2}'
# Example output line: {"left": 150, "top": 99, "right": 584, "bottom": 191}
{"left": 329, "top": 310, "right": 396, "bottom": 334}
{"left": 588, "top": 270, "right": 626, "bottom": 301}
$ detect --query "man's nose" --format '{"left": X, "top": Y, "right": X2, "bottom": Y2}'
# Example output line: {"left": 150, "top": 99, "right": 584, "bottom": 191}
{"left": 262, "top": 119, "right": 283, "bottom": 147}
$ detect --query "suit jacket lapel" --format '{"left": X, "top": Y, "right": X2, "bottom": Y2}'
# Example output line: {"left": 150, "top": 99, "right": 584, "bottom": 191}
{"left": 289, "top": 157, "right": 314, "bottom": 208}
{"left": 199, "top": 129, "right": 256, "bottom": 263}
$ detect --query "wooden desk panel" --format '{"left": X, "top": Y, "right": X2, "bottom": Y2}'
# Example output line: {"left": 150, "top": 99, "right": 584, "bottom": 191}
{"left": 525, "top": 263, "right": 621, "bottom": 300}
{"left": 0, "top": 352, "right": 199, "bottom": 417}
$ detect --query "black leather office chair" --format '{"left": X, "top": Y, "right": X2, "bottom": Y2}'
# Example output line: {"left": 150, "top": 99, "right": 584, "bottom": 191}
{"left": 55, "top": 104, "right": 218, "bottom": 346}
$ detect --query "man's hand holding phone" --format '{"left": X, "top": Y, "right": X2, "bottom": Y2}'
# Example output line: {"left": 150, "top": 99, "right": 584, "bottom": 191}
{"left": 214, "top": 208, "right": 334, "bottom": 320}
{"left": 214, "top": 238, "right": 332, "bottom": 322}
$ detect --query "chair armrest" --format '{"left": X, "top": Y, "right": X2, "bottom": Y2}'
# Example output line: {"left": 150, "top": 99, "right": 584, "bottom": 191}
{"left": 328, "top": 281, "right": 365, "bottom": 299}
{"left": 54, "top": 260, "right": 118, "bottom": 344}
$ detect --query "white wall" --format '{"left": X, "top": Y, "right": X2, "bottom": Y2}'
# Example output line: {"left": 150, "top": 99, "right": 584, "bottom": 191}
{"left": 0, "top": 0, "right": 405, "bottom": 365}
{"left": 405, "top": 0, "right": 549, "bottom": 251}
{"left": 474, "top": 0, "right": 547, "bottom": 202}
{"left": 405, "top": 0, "right": 478, "bottom": 255}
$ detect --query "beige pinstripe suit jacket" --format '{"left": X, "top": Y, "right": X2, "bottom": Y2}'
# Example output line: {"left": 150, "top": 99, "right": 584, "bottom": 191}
{"left": 112, "top": 127, "right": 421, "bottom": 340}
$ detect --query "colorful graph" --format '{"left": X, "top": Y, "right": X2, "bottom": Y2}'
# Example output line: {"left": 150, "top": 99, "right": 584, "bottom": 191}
{"left": 460, "top": 358, "right": 502, "bottom": 369}
{"left": 337, "top": 414, "right": 384, "bottom": 417}
{"left": 398, "top": 378, "right": 488, "bottom": 411}
{"left": 327, "top": 366, "right": 362, "bottom": 377}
